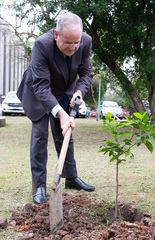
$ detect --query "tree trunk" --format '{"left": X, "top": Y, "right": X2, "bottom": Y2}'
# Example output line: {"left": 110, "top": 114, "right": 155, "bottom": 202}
{"left": 92, "top": 40, "right": 154, "bottom": 122}
{"left": 149, "top": 81, "right": 155, "bottom": 124}
{"left": 90, "top": 84, "right": 97, "bottom": 109}
{"left": 104, "top": 58, "right": 146, "bottom": 112}
{"left": 115, "top": 158, "right": 119, "bottom": 219}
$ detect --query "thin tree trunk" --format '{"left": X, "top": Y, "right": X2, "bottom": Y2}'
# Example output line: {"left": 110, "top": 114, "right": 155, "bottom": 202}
{"left": 149, "top": 81, "right": 155, "bottom": 125}
{"left": 90, "top": 83, "right": 97, "bottom": 108}
{"left": 109, "top": 62, "right": 146, "bottom": 113}
{"left": 115, "top": 158, "right": 119, "bottom": 219}
{"left": 96, "top": 53, "right": 146, "bottom": 114}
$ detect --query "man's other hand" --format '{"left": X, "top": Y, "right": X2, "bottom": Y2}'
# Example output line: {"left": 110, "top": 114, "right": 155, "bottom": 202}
{"left": 70, "top": 90, "right": 83, "bottom": 108}
{"left": 57, "top": 109, "right": 75, "bottom": 136}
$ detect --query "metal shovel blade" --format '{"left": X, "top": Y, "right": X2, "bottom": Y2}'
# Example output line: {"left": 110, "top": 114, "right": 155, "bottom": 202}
{"left": 49, "top": 183, "right": 63, "bottom": 233}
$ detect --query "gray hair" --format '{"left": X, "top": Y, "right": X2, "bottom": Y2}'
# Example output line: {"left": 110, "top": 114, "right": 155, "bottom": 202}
{"left": 56, "top": 12, "right": 83, "bottom": 36}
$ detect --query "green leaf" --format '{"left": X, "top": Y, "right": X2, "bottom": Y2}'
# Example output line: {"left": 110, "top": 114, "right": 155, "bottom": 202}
{"left": 130, "top": 153, "right": 134, "bottom": 159}
{"left": 145, "top": 141, "right": 153, "bottom": 153}
{"left": 142, "top": 114, "right": 150, "bottom": 123}
{"left": 137, "top": 135, "right": 141, "bottom": 141}
{"left": 118, "top": 159, "right": 126, "bottom": 163}
{"left": 137, "top": 142, "right": 141, "bottom": 147}
{"left": 106, "top": 140, "right": 113, "bottom": 143}
{"left": 98, "top": 147, "right": 109, "bottom": 153}
{"left": 110, "top": 156, "right": 117, "bottom": 162}
{"left": 100, "top": 128, "right": 110, "bottom": 132}
{"left": 105, "top": 112, "right": 112, "bottom": 120}
{"left": 134, "top": 112, "right": 142, "bottom": 120}
{"left": 123, "top": 138, "right": 132, "bottom": 145}
{"left": 118, "top": 131, "right": 132, "bottom": 138}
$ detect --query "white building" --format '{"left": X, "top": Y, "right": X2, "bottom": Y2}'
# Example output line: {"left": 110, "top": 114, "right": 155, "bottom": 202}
{"left": 0, "top": 18, "right": 29, "bottom": 100}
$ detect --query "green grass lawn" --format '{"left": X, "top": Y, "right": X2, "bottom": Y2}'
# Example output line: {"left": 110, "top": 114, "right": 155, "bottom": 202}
{"left": 0, "top": 116, "right": 155, "bottom": 237}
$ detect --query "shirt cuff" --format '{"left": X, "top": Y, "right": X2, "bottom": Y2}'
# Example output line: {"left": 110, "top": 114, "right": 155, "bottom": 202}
{"left": 51, "top": 104, "right": 63, "bottom": 118}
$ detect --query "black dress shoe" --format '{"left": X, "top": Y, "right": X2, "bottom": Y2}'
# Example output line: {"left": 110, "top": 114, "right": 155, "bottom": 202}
{"left": 65, "top": 177, "right": 95, "bottom": 192}
{"left": 33, "top": 187, "right": 47, "bottom": 205}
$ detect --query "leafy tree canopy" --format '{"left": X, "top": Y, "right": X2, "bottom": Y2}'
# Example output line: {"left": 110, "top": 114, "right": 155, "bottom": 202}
{"left": 3, "top": 0, "right": 155, "bottom": 122}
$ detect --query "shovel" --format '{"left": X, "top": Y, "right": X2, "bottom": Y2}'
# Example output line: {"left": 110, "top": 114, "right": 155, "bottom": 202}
{"left": 49, "top": 96, "right": 81, "bottom": 233}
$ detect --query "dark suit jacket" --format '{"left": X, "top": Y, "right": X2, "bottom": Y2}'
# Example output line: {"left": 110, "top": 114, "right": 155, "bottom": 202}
{"left": 17, "top": 29, "right": 93, "bottom": 122}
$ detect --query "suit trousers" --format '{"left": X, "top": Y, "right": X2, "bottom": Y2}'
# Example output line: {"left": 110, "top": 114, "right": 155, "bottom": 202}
{"left": 30, "top": 113, "right": 77, "bottom": 188}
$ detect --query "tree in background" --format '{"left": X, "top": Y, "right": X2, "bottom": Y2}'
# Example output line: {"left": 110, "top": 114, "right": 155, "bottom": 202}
{"left": 2, "top": 0, "right": 155, "bottom": 122}
{"left": 85, "top": 54, "right": 109, "bottom": 109}
{"left": 60, "top": 0, "right": 155, "bottom": 123}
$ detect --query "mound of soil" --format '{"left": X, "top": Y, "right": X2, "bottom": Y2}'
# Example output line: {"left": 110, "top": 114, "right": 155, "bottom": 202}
{"left": 8, "top": 192, "right": 155, "bottom": 239}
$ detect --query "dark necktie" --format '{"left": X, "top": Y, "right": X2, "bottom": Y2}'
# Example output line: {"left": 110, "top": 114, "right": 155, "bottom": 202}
{"left": 65, "top": 56, "right": 71, "bottom": 73}
{"left": 58, "top": 56, "right": 71, "bottom": 110}
{"left": 58, "top": 94, "right": 69, "bottom": 110}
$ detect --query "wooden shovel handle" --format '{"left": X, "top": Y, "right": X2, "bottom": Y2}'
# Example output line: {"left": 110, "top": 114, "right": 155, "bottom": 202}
{"left": 52, "top": 96, "right": 80, "bottom": 187}
{"left": 56, "top": 117, "right": 73, "bottom": 175}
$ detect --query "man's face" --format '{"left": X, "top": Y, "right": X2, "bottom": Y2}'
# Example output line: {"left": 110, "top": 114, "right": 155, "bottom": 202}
{"left": 54, "top": 26, "right": 82, "bottom": 56}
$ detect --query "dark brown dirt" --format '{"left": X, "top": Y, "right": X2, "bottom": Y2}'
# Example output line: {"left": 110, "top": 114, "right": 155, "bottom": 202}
{"left": 8, "top": 192, "right": 155, "bottom": 239}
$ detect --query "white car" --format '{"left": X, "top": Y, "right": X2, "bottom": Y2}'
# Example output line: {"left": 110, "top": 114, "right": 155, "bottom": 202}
{"left": 1, "top": 91, "right": 25, "bottom": 116}
{"left": 77, "top": 100, "right": 87, "bottom": 118}
{"left": 100, "top": 101, "right": 123, "bottom": 119}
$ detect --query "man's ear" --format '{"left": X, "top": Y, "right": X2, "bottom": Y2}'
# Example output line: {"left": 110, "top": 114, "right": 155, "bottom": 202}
{"left": 54, "top": 29, "right": 58, "bottom": 40}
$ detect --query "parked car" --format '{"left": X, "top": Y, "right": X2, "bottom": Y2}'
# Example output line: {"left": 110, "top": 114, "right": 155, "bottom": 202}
{"left": 77, "top": 100, "right": 87, "bottom": 118}
{"left": 1, "top": 91, "right": 25, "bottom": 116}
{"left": 100, "top": 101, "right": 123, "bottom": 119}
{"left": 0, "top": 104, "right": 2, "bottom": 116}
{"left": 122, "top": 108, "right": 127, "bottom": 118}
{"left": 86, "top": 104, "right": 91, "bottom": 117}
{"left": 90, "top": 110, "right": 97, "bottom": 118}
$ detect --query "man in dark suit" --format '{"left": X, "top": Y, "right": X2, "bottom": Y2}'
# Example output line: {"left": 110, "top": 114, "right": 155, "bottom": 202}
{"left": 17, "top": 12, "right": 95, "bottom": 205}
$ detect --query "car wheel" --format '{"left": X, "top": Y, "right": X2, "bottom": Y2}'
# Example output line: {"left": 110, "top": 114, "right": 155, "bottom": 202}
{"left": 100, "top": 111, "right": 103, "bottom": 119}
{"left": 2, "top": 111, "right": 6, "bottom": 116}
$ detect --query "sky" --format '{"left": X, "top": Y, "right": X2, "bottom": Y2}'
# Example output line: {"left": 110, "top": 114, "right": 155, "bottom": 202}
{"left": 0, "top": 0, "right": 38, "bottom": 43}
{"left": 0, "top": 0, "right": 15, "bottom": 24}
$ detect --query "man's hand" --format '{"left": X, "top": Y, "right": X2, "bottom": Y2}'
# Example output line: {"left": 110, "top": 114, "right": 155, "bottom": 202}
{"left": 57, "top": 109, "right": 75, "bottom": 136}
{"left": 70, "top": 90, "right": 83, "bottom": 108}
